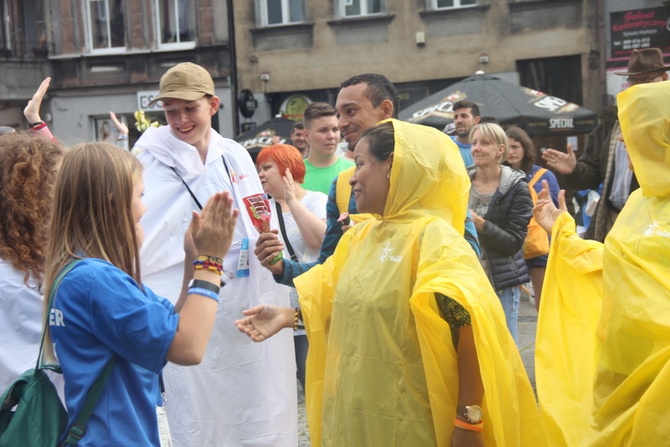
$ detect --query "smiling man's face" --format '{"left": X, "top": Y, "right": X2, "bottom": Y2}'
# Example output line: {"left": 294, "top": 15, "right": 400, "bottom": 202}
{"left": 336, "top": 83, "right": 389, "bottom": 151}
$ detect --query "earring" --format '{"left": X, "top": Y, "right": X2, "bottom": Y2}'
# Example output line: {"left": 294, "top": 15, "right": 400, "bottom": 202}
{"left": 387, "top": 173, "right": 391, "bottom": 179}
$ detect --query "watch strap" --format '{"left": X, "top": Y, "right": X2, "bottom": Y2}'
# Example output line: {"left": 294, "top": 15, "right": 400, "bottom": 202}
{"left": 189, "top": 279, "right": 221, "bottom": 294}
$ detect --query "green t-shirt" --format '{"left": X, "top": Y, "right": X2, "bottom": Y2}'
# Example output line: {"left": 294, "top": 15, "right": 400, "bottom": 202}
{"left": 302, "top": 157, "right": 354, "bottom": 194}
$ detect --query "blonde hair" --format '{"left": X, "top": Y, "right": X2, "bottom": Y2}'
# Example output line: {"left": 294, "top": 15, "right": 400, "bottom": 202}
{"left": 42, "top": 142, "right": 143, "bottom": 360}
{"left": 470, "top": 122, "right": 509, "bottom": 162}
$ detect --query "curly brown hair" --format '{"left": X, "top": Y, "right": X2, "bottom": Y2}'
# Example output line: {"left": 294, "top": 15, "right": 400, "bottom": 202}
{"left": 0, "top": 132, "right": 63, "bottom": 285}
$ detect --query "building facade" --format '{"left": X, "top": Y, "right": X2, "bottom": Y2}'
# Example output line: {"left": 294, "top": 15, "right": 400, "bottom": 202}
{"left": 232, "top": 0, "right": 669, "bottom": 146}
{"left": 0, "top": 0, "right": 668, "bottom": 145}
{"left": 0, "top": 0, "right": 236, "bottom": 146}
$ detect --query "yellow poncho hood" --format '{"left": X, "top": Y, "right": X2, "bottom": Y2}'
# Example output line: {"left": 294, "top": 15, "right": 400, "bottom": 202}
{"left": 295, "top": 119, "right": 545, "bottom": 446}
{"left": 618, "top": 82, "right": 670, "bottom": 197}
{"left": 382, "top": 119, "right": 467, "bottom": 232}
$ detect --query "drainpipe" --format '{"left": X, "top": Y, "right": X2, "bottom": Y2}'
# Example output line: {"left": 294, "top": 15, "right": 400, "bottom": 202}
{"left": 596, "top": 0, "right": 607, "bottom": 106}
{"left": 226, "top": 0, "right": 239, "bottom": 135}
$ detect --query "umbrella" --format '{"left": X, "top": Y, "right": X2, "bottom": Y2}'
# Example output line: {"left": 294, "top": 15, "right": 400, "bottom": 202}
{"left": 399, "top": 73, "right": 597, "bottom": 135}
{"left": 234, "top": 117, "right": 296, "bottom": 161}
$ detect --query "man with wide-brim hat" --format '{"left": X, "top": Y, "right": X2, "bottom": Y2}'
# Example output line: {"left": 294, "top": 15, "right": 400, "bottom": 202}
{"left": 541, "top": 47, "right": 669, "bottom": 242}
{"left": 614, "top": 47, "right": 670, "bottom": 85}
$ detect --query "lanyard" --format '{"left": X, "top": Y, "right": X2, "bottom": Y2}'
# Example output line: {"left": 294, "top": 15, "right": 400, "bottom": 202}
{"left": 170, "top": 155, "right": 231, "bottom": 210}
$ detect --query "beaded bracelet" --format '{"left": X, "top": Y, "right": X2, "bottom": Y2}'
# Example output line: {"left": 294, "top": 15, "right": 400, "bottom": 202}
{"left": 196, "top": 255, "right": 223, "bottom": 264}
{"left": 188, "top": 287, "right": 220, "bottom": 302}
{"left": 293, "top": 308, "right": 301, "bottom": 330}
{"left": 453, "top": 418, "right": 483, "bottom": 433}
{"left": 193, "top": 255, "right": 223, "bottom": 275}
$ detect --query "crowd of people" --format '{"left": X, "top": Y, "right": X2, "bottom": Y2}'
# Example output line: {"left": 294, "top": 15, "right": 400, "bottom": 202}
{"left": 0, "top": 45, "right": 668, "bottom": 446}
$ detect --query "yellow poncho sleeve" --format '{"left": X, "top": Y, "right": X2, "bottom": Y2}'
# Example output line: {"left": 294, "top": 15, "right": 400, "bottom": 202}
{"left": 535, "top": 212, "right": 604, "bottom": 446}
{"left": 411, "top": 220, "right": 547, "bottom": 446}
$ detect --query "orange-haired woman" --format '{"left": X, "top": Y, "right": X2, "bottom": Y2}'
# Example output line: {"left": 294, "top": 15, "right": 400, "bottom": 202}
{"left": 256, "top": 144, "right": 327, "bottom": 389}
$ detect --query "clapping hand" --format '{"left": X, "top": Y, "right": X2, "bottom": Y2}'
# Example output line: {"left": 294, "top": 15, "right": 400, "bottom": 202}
{"left": 191, "top": 191, "right": 239, "bottom": 259}
{"left": 282, "top": 168, "right": 297, "bottom": 205}
{"left": 533, "top": 180, "right": 567, "bottom": 234}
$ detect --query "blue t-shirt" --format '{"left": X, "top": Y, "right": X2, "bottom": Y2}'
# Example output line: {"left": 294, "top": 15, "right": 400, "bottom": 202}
{"left": 450, "top": 136, "right": 474, "bottom": 168}
{"left": 50, "top": 258, "right": 179, "bottom": 446}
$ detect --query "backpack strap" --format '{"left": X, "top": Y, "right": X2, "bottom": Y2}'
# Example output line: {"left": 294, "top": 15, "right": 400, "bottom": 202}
{"left": 37, "top": 259, "right": 82, "bottom": 371}
{"left": 527, "top": 168, "right": 547, "bottom": 189}
{"left": 62, "top": 357, "right": 117, "bottom": 446}
{"left": 335, "top": 166, "right": 355, "bottom": 215}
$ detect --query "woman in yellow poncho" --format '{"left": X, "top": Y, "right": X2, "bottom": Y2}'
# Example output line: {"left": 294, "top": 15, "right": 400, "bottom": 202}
{"left": 237, "top": 119, "right": 545, "bottom": 446}
{"left": 534, "top": 81, "right": 670, "bottom": 446}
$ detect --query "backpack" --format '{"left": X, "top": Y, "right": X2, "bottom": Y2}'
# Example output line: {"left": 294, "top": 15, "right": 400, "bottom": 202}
{"left": 522, "top": 169, "right": 550, "bottom": 260}
{"left": 0, "top": 260, "right": 116, "bottom": 447}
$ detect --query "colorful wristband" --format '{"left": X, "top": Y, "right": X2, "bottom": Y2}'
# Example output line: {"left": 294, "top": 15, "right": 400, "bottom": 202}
{"left": 453, "top": 418, "right": 483, "bottom": 432}
{"left": 188, "top": 287, "right": 220, "bottom": 302}
{"left": 30, "top": 122, "right": 47, "bottom": 131}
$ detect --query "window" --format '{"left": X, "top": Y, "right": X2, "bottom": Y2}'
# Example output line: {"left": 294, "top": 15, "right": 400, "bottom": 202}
{"left": 85, "top": 0, "right": 125, "bottom": 51}
{"left": 340, "top": 0, "right": 384, "bottom": 18}
{"left": 428, "top": 0, "right": 477, "bottom": 9}
{"left": 257, "top": 0, "right": 304, "bottom": 26}
{"left": 156, "top": 0, "right": 195, "bottom": 47}
{"left": 2, "top": 0, "right": 45, "bottom": 58}
{"left": 0, "top": 0, "right": 12, "bottom": 57}
{"left": 517, "top": 55, "right": 583, "bottom": 105}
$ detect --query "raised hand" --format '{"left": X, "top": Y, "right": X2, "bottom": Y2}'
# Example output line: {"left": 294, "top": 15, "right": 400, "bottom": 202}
{"left": 533, "top": 180, "right": 567, "bottom": 234}
{"left": 24, "top": 77, "right": 51, "bottom": 123}
{"left": 541, "top": 144, "right": 577, "bottom": 175}
{"left": 282, "top": 168, "right": 297, "bottom": 205}
{"left": 235, "top": 305, "right": 293, "bottom": 342}
{"left": 191, "top": 191, "right": 239, "bottom": 259}
{"left": 109, "top": 111, "right": 129, "bottom": 137}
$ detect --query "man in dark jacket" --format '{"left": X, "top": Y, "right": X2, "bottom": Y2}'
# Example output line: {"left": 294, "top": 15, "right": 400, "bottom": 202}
{"left": 542, "top": 47, "right": 669, "bottom": 242}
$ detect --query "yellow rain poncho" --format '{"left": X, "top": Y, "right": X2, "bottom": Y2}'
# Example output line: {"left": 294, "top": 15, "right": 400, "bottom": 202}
{"left": 536, "top": 82, "right": 670, "bottom": 446}
{"left": 294, "top": 119, "right": 546, "bottom": 446}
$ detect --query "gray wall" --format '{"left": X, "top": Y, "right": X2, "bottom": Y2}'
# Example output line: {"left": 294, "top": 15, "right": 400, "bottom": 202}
{"left": 49, "top": 87, "right": 235, "bottom": 146}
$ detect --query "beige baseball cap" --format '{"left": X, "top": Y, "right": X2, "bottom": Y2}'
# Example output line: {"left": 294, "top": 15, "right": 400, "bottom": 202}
{"left": 149, "top": 62, "right": 216, "bottom": 106}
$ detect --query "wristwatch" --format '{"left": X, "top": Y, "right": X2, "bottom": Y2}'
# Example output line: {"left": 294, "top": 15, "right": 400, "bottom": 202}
{"left": 457, "top": 405, "right": 483, "bottom": 424}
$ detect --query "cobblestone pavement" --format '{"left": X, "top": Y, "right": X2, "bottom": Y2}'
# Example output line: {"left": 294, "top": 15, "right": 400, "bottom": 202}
{"left": 297, "top": 382, "right": 310, "bottom": 447}
{"left": 296, "top": 293, "right": 538, "bottom": 446}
